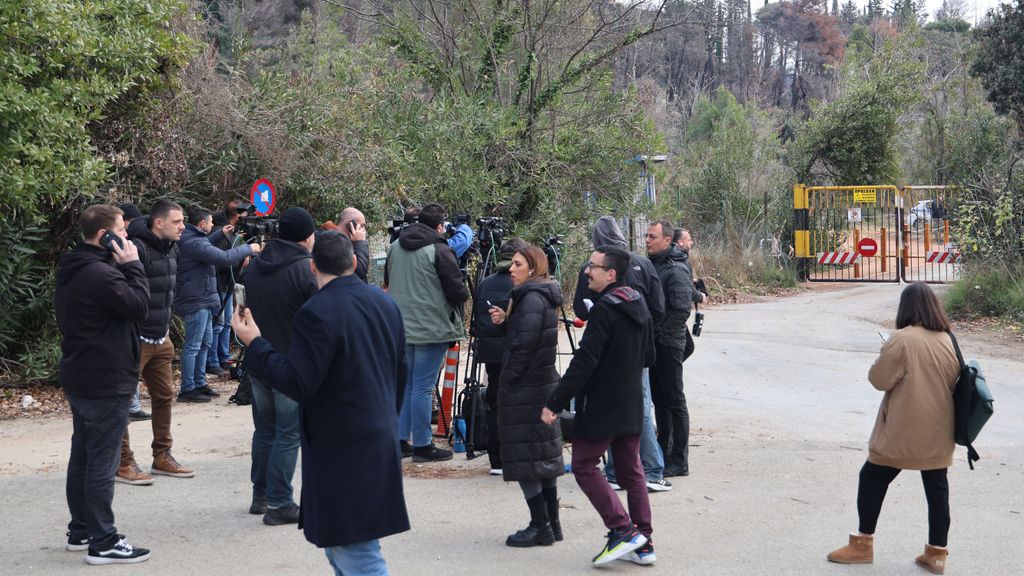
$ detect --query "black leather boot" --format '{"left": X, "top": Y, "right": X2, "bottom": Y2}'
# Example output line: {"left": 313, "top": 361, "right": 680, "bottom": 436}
{"left": 543, "top": 486, "right": 562, "bottom": 541}
{"left": 506, "top": 494, "right": 555, "bottom": 547}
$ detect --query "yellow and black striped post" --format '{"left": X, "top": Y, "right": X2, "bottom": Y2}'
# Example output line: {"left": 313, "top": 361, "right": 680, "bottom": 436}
{"left": 793, "top": 184, "right": 810, "bottom": 280}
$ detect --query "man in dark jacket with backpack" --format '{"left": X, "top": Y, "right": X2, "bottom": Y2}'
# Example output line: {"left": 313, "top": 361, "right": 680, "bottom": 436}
{"left": 646, "top": 219, "right": 693, "bottom": 477}
{"left": 543, "top": 245, "right": 656, "bottom": 566}
{"left": 573, "top": 216, "right": 671, "bottom": 492}
{"left": 118, "top": 199, "right": 196, "bottom": 486}
{"left": 55, "top": 204, "right": 152, "bottom": 564}
{"left": 238, "top": 207, "right": 318, "bottom": 526}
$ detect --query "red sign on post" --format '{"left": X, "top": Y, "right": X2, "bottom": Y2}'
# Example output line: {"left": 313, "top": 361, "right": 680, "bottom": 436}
{"left": 858, "top": 237, "right": 879, "bottom": 258}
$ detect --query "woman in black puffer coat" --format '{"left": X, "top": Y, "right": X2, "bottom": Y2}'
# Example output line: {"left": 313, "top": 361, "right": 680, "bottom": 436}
{"left": 489, "top": 244, "right": 565, "bottom": 548}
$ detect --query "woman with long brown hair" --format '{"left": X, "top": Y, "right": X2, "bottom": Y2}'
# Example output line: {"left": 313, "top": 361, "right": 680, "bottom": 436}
{"left": 489, "top": 244, "right": 565, "bottom": 548}
{"left": 827, "top": 282, "right": 960, "bottom": 574}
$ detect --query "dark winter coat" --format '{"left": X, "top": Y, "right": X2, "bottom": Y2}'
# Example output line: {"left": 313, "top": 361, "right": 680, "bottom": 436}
{"left": 244, "top": 274, "right": 410, "bottom": 547}
{"left": 239, "top": 239, "right": 318, "bottom": 353}
{"left": 649, "top": 244, "right": 693, "bottom": 350}
{"left": 498, "top": 280, "right": 565, "bottom": 482}
{"left": 174, "top": 223, "right": 254, "bottom": 315}
{"left": 128, "top": 217, "right": 177, "bottom": 340}
{"left": 353, "top": 239, "right": 370, "bottom": 282}
{"left": 55, "top": 243, "right": 150, "bottom": 398}
{"left": 547, "top": 283, "right": 654, "bottom": 440}
{"left": 471, "top": 263, "right": 514, "bottom": 364}
{"left": 573, "top": 216, "right": 664, "bottom": 323}
{"left": 210, "top": 218, "right": 242, "bottom": 293}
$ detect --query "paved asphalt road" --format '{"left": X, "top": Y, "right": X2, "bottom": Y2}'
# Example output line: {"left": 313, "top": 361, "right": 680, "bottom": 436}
{"left": 1, "top": 283, "right": 1020, "bottom": 575}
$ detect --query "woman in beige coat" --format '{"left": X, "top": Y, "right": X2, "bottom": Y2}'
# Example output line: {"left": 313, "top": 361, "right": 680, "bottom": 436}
{"left": 827, "top": 283, "right": 960, "bottom": 574}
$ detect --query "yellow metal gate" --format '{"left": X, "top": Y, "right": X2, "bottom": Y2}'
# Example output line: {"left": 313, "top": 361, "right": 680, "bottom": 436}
{"left": 794, "top": 185, "right": 961, "bottom": 283}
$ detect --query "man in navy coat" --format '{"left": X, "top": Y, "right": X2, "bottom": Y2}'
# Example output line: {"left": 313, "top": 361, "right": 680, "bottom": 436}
{"left": 233, "top": 231, "right": 410, "bottom": 575}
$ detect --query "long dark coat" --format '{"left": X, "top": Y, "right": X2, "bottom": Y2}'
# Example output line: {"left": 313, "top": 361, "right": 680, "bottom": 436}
{"left": 245, "top": 275, "right": 410, "bottom": 547}
{"left": 498, "top": 280, "right": 565, "bottom": 482}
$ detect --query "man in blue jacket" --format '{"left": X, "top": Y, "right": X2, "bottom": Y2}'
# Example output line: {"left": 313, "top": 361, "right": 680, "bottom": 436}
{"left": 55, "top": 204, "right": 152, "bottom": 564}
{"left": 233, "top": 231, "right": 410, "bottom": 576}
{"left": 174, "top": 208, "right": 260, "bottom": 402}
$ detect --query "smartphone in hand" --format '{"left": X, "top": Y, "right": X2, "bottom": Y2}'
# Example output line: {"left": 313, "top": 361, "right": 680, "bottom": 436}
{"left": 233, "top": 283, "right": 247, "bottom": 312}
{"left": 99, "top": 231, "right": 124, "bottom": 252}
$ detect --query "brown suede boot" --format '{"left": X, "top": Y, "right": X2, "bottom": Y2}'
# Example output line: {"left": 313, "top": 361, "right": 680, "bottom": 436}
{"left": 915, "top": 544, "right": 948, "bottom": 574}
{"left": 827, "top": 533, "right": 874, "bottom": 564}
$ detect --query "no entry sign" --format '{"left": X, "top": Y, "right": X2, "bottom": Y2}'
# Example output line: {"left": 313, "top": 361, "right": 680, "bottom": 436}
{"left": 250, "top": 179, "right": 276, "bottom": 216}
{"left": 858, "top": 237, "right": 878, "bottom": 257}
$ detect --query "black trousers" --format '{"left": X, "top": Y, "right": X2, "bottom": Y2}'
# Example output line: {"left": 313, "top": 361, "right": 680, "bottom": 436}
{"left": 650, "top": 344, "right": 688, "bottom": 467}
{"left": 66, "top": 393, "right": 131, "bottom": 548}
{"left": 857, "top": 461, "right": 950, "bottom": 547}
{"left": 485, "top": 362, "right": 503, "bottom": 470}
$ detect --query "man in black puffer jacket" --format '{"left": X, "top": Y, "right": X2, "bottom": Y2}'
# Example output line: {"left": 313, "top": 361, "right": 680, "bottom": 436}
{"left": 471, "top": 238, "right": 528, "bottom": 475}
{"left": 118, "top": 199, "right": 195, "bottom": 485}
{"left": 645, "top": 219, "right": 693, "bottom": 478}
{"left": 543, "top": 245, "right": 656, "bottom": 565}
{"left": 238, "top": 207, "right": 318, "bottom": 526}
{"left": 55, "top": 204, "right": 152, "bottom": 564}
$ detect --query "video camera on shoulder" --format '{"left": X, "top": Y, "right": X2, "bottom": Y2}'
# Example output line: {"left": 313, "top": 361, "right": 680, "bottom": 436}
{"left": 445, "top": 214, "right": 471, "bottom": 237}
{"left": 235, "top": 202, "right": 279, "bottom": 239}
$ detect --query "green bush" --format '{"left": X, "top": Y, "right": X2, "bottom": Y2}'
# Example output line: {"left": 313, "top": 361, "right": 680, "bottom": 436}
{"left": 945, "top": 266, "right": 1024, "bottom": 322}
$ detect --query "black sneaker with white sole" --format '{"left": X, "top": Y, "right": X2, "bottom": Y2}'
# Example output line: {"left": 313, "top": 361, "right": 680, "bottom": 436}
{"left": 646, "top": 478, "right": 673, "bottom": 492}
{"left": 65, "top": 531, "right": 89, "bottom": 552}
{"left": 412, "top": 443, "right": 453, "bottom": 462}
{"left": 86, "top": 536, "right": 150, "bottom": 565}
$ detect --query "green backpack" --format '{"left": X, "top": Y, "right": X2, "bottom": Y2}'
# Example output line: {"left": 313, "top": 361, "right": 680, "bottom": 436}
{"left": 948, "top": 332, "right": 994, "bottom": 470}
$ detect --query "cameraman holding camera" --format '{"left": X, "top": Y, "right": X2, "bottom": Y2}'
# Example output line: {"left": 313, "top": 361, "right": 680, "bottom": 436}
{"left": 175, "top": 208, "right": 260, "bottom": 403}
{"left": 385, "top": 203, "right": 469, "bottom": 462}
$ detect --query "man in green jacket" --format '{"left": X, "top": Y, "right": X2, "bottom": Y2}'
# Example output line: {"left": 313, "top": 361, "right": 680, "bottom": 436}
{"left": 385, "top": 203, "right": 469, "bottom": 462}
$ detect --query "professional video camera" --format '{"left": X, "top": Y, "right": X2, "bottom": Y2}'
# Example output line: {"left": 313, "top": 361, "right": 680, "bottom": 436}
{"left": 542, "top": 235, "right": 563, "bottom": 277}
{"left": 475, "top": 217, "right": 506, "bottom": 257}
{"left": 691, "top": 278, "right": 707, "bottom": 337}
{"left": 234, "top": 203, "right": 279, "bottom": 238}
{"left": 446, "top": 214, "right": 471, "bottom": 237}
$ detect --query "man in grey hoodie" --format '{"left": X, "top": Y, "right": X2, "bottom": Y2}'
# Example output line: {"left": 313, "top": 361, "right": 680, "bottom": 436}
{"left": 573, "top": 216, "right": 671, "bottom": 492}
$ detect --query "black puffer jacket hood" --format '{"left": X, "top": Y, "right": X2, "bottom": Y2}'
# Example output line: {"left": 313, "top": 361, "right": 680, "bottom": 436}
{"left": 511, "top": 278, "right": 563, "bottom": 310}
{"left": 592, "top": 215, "right": 627, "bottom": 249}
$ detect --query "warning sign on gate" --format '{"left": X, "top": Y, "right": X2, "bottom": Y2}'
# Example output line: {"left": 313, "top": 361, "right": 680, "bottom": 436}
{"left": 853, "top": 188, "right": 877, "bottom": 203}
{"left": 858, "top": 237, "right": 878, "bottom": 257}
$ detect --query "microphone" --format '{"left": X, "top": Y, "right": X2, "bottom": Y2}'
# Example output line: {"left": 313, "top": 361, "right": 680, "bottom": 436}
{"left": 561, "top": 318, "right": 585, "bottom": 328}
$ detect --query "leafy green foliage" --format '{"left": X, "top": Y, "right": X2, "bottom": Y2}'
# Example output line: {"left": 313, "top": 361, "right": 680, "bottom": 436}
{"left": 945, "top": 265, "right": 1024, "bottom": 322}
{"left": 972, "top": 0, "right": 1024, "bottom": 131}
{"left": 0, "top": 0, "right": 194, "bottom": 216}
{"left": 790, "top": 33, "right": 924, "bottom": 184}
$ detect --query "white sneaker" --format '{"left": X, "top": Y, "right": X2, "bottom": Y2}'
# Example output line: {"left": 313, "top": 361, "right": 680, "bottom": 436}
{"left": 489, "top": 468, "right": 503, "bottom": 476}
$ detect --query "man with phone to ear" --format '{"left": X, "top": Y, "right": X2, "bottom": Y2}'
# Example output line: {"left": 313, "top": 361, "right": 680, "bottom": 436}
{"left": 338, "top": 207, "right": 369, "bottom": 282}
{"left": 237, "top": 207, "right": 318, "bottom": 525}
{"left": 55, "top": 204, "right": 152, "bottom": 564}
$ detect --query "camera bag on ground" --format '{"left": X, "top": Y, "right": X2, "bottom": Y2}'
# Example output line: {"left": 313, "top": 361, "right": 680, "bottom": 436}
{"left": 947, "top": 332, "right": 994, "bottom": 469}
{"left": 228, "top": 349, "right": 253, "bottom": 406}
{"left": 456, "top": 385, "right": 489, "bottom": 452}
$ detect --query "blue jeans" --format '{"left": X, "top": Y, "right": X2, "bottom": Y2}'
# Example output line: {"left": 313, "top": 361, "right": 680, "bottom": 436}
{"left": 180, "top": 308, "right": 214, "bottom": 394}
{"left": 606, "top": 368, "right": 664, "bottom": 483}
{"left": 397, "top": 343, "right": 448, "bottom": 447}
{"left": 208, "top": 293, "right": 232, "bottom": 368}
{"left": 324, "top": 539, "right": 388, "bottom": 576}
{"left": 128, "top": 384, "right": 142, "bottom": 413}
{"left": 250, "top": 376, "right": 300, "bottom": 508}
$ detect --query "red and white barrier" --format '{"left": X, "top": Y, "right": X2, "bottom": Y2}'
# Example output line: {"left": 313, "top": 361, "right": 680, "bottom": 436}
{"left": 926, "top": 251, "right": 961, "bottom": 264}
{"left": 816, "top": 252, "right": 862, "bottom": 265}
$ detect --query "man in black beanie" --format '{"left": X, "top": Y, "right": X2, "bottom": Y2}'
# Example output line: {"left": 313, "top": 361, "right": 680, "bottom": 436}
{"left": 238, "top": 206, "right": 317, "bottom": 525}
